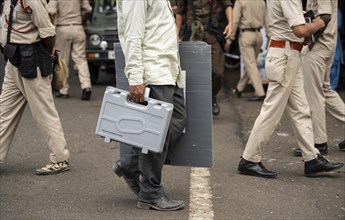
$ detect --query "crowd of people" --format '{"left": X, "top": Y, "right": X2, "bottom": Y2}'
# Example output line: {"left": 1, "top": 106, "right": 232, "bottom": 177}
{"left": 0, "top": 0, "right": 344, "bottom": 212}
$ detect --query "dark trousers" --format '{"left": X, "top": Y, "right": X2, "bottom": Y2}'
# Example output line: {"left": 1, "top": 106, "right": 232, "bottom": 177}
{"left": 119, "top": 85, "right": 187, "bottom": 200}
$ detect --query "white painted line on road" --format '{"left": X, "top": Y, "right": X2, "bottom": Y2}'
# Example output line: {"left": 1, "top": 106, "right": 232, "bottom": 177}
{"left": 189, "top": 168, "right": 214, "bottom": 220}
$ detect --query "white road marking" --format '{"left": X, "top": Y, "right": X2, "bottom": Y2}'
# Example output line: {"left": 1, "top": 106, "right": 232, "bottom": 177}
{"left": 189, "top": 168, "right": 214, "bottom": 220}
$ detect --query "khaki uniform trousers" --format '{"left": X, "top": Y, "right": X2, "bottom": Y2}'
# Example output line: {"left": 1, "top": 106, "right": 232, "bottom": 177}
{"left": 0, "top": 62, "right": 70, "bottom": 163}
{"left": 56, "top": 25, "right": 92, "bottom": 95}
{"left": 302, "top": 46, "right": 345, "bottom": 144}
{"left": 242, "top": 46, "right": 319, "bottom": 162}
{"left": 237, "top": 31, "right": 265, "bottom": 96}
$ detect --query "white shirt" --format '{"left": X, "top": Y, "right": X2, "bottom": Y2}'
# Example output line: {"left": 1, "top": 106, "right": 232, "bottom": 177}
{"left": 117, "top": 0, "right": 183, "bottom": 87}
{"left": 267, "top": 0, "right": 306, "bottom": 43}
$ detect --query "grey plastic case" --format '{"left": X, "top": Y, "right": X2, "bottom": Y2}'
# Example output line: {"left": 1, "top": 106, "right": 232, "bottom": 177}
{"left": 95, "top": 86, "right": 174, "bottom": 154}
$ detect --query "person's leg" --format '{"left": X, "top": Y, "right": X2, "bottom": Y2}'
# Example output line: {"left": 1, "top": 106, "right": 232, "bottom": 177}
{"left": 0, "top": 63, "right": 27, "bottom": 162}
{"left": 242, "top": 48, "right": 301, "bottom": 162}
{"left": 70, "top": 26, "right": 92, "bottom": 91}
{"left": 238, "top": 32, "right": 265, "bottom": 97}
{"left": 204, "top": 32, "right": 224, "bottom": 115}
{"left": 239, "top": 48, "right": 303, "bottom": 178}
{"left": 138, "top": 85, "right": 186, "bottom": 201}
{"left": 22, "top": 69, "right": 70, "bottom": 163}
{"left": 285, "top": 67, "right": 319, "bottom": 161}
{"left": 324, "top": 56, "right": 345, "bottom": 123}
{"left": 302, "top": 48, "right": 328, "bottom": 144}
{"left": 56, "top": 26, "right": 72, "bottom": 96}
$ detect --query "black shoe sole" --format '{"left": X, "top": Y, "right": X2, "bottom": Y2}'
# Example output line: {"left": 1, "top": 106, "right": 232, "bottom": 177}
{"left": 137, "top": 201, "right": 185, "bottom": 211}
{"left": 238, "top": 170, "right": 277, "bottom": 178}
{"left": 305, "top": 163, "right": 344, "bottom": 177}
{"left": 112, "top": 163, "right": 139, "bottom": 196}
{"left": 36, "top": 167, "right": 70, "bottom": 175}
{"left": 54, "top": 93, "right": 69, "bottom": 99}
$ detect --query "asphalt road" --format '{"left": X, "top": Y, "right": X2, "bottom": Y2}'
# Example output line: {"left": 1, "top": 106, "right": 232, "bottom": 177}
{"left": 0, "top": 54, "right": 344, "bottom": 220}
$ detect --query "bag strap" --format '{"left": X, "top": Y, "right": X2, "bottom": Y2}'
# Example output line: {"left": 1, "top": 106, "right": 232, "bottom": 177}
{"left": 7, "top": 0, "right": 19, "bottom": 44}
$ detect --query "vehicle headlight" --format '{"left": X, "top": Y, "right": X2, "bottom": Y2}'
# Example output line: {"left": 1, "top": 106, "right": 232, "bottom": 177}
{"left": 100, "top": 41, "right": 108, "bottom": 50}
{"left": 89, "top": 34, "right": 101, "bottom": 46}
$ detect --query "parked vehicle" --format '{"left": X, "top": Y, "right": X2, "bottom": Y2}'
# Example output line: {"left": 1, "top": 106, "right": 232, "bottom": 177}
{"left": 85, "top": 0, "right": 118, "bottom": 84}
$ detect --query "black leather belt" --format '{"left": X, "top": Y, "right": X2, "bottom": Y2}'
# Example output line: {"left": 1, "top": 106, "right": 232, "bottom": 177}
{"left": 241, "top": 28, "right": 261, "bottom": 32}
{"left": 56, "top": 24, "right": 82, "bottom": 27}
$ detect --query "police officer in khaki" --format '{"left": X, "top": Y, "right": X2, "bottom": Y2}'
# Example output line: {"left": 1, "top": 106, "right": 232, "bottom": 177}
{"left": 48, "top": 0, "right": 92, "bottom": 100}
{"left": 0, "top": 0, "right": 70, "bottom": 175}
{"left": 226, "top": 0, "right": 269, "bottom": 102}
{"left": 237, "top": 0, "right": 344, "bottom": 178}
{"left": 175, "top": 0, "right": 233, "bottom": 116}
{"left": 293, "top": 0, "right": 345, "bottom": 156}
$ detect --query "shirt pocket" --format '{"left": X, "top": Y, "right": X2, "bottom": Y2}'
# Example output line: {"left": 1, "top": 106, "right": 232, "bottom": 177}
{"left": 265, "top": 48, "right": 287, "bottom": 84}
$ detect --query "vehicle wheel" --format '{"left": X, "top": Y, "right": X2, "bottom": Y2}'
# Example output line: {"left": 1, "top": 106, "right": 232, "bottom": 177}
{"left": 224, "top": 53, "right": 240, "bottom": 69}
{"left": 89, "top": 64, "right": 100, "bottom": 84}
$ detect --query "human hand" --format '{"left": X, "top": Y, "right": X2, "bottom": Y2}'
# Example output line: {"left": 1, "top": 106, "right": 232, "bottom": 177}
{"left": 129, "top": 84, "right": 146, "bottom": 103}
{"left": 51, "top": 47, "right": 60, "bottom": 62}
{"left": 223, "top": 23, "right": 233, "bottom": 39}
{"left": 48, "top": 12, "right": 55, "bottom": 24}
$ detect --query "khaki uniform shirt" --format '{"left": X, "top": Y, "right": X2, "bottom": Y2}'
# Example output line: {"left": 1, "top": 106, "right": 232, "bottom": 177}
{"left": 230, "top": 0, "right": 270, "bottom": 40}
{"left": 117, "top": 0, "right": 183, "bottom": 88}
{"left": 176, "top": 0, "right": 232, "bottom": 26}
{"left": 0, "top": 0, "right": 55, "bottom": 46}
{"left": 267, "top": 0, "right": 305, "bottom": 43}
{"left": 306, "top": 0, "right": 337, "bottom": 52}
{"left": 48, "top": 0, "right": 92, "bottom": 25}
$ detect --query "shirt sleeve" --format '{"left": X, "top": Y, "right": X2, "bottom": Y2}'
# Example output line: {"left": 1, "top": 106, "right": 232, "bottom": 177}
{"left": 317, "top": 0, "right": 332, "bottom": 15}
{"left": 281, "top": 0, "right": 305, "bottom": 28}
{"left": 176, "top": 0, "right": 186, "bottom": 15}
{"left": 230, "top": 0, "right": 241, "bottom": 40}
{"left": 27, "top": 0, "right": 56, "bottom": 39}
{"left": 121, "top": 0, "right": 147, "bottom": 85}
{"left": 81, "top": 0, "right": 92, "bottom": 13}
{"left": 47, "top": 0, "right": 58, "bottom": 14}
{"left": 223, "top": 0, "right": 233, "bottom": 8}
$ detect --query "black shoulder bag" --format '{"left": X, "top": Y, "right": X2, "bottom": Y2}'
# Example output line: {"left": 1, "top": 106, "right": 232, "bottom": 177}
{"left": 4, "top": 0, "right": 52, "bottom": 78}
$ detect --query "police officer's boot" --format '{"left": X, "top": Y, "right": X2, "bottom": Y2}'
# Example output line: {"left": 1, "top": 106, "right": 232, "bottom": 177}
{"left": 212, "top": 74, "right": 222, "bottom": 116}
{"left": 212, "top": 96, "right": 220, "bottom": 116}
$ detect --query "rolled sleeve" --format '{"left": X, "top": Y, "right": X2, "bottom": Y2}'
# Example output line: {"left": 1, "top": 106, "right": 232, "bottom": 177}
{"left": 317, "top": 0, "right": 332, "bottom": 15}
{"left": 281, "top": 0, "right": 305, "bottom": 28}
{"left": 176, "top": 0, "right": 186, "bottom": 15}
{"left": 38, "top": 26, "right": 56, "bottom": 39}
{"left": 47, "top": 0, "right": 58, "bottom": 14}
{"left": 29, "top": 1, "right": 56, "bottom": 38}
{"left": 82, "top": 0, "right": 92, "bottom": 13}
{"left": 223, "top": 0, "right": 233, "bottom": 8}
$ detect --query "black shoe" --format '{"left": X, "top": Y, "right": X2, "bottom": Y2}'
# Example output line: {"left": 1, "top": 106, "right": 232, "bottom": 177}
{"left": 247, "top": 95, "right": 265, "bottom": 102}
{"left": 54, "top": 91, "right": 69, "bottom": 99}
{"left": 81, "top": 88, "right": 92, "bottom": 100}
{"left": 137, "top": 195, "right": 185, "bottom": 211}
{"left": 112, "top": 161, "right": 140, "bottom": 195}
{"left": 338, "top": 140, "right": 345, "bottom": 150}
{"left": 304, "top": 155, "right": 344, "bottom": 177}
{"left": 212, "top": 97, "right": 220, "bottom": 116}
{"left": 293, "top": 143, "right": 328, "bottom": 157}
{"left": 237, "top": 157, "right": 277, "bottom": 178}
{"left": 233, "top": 88, "right": 242, "bottom": 97}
